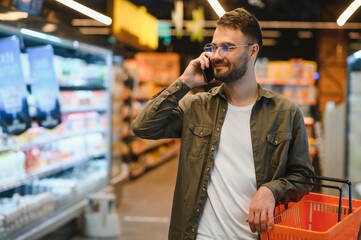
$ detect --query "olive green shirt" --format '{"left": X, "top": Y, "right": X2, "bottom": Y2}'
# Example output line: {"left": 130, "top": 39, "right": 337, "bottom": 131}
{"left": 131, "top": 78, "right": 314, "bottom": 240}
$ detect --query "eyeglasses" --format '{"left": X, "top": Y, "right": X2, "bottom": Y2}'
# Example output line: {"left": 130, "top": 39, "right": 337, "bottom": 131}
{"left": 203, "top": 43, "right": 254, "bottom": 57}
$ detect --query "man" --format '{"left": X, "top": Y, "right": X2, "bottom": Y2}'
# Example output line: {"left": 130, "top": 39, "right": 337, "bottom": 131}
{"left": 132, "top": 7, "right": 314, "bottom": 240}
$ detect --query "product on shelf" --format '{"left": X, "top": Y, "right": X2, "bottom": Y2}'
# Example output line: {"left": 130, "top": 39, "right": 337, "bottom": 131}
{"left": 60, "top": 91, "right": 107, "bottom": 111}
{"left": 0, "top": 151, "right": 26, "bottom": 185}
{"left": 0, "top": 160, "right": 107, "bottom": 237}
{"left": 0, "top": 193, "right": 55, "bottom": 235}
{"left": 53, "top": 55, "right": 107, "bottom": 87}
{"left": 119, "top": 53, "right": 181, "bottom": 179}
{"left": 257, "top": 58, "right": 317, "bottom": 85}
{"left": 255, "top": 58, "right": 317, "bottom": 119}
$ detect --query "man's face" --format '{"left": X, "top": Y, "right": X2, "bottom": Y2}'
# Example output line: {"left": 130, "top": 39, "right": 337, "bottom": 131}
{"left": 211, "top": 27, "right": 252, "bottom": 83}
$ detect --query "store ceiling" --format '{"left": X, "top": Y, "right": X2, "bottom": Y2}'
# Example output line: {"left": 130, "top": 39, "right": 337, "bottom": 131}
{"left": 3, "top": 0, "right": 361, "bottom": 60}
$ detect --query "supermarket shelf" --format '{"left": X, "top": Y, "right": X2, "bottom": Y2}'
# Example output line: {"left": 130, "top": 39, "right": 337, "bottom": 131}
{"left": 257, "top": 77, "right": 315, "bottom": 87}
{"left": 145, "top": 144, "right": 179, "bottom": 168}
{"left": 59, "top": 85, "right": 107, "bottom": 91}
{"left": 16, "top": 198, "right": 87, "bottom": 240}
{"left": 133, "top": 96, "right": 154, "bottom": 101}
{"left": 131, "top": 139, "right": 174, "bottom": 155}
{"left": 9, "top": 182, "right": 110, "bottom": 240}
{"left": 259, "top": 81, "right": 315, "bottom": 86}
{"left": 61, "top": 106, "right": 107, "bottom": 113}
{"left": 291, "top": 99, "right": 316, "bottom": 105}
{"left": 129, "top": 145, "right": 179, "bottom": 178}
{"left": 0, "top": 129, "right": 106, "bottom": 152}
{"left": 0, "top": 153, "right": 105, "bottom": 192}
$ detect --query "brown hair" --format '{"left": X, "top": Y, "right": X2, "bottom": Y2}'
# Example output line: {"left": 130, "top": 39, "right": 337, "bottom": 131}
{"left": 217, "top": 8, "right": 263, "bottom": 58}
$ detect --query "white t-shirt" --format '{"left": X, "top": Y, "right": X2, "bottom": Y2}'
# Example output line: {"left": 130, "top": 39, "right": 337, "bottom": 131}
{"left": 197, "top": 103, "right": 258, "bottom": 240}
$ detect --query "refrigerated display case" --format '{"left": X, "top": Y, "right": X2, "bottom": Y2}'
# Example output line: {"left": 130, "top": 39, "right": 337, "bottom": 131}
{"left": 0, "top": 8, "right": 113, "bottom": 239}
{"left": 346, "top": 50, "right": 361, "bottom": 199}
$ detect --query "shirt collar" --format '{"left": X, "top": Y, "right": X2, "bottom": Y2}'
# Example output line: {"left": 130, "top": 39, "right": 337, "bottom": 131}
{"left": 209, "top": 82, "right": 276, "bottom": 101}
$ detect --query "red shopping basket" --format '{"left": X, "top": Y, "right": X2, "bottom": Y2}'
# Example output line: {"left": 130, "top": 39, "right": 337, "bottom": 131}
{"left": 261, "top": 175, "right": 361, "bottom": 240}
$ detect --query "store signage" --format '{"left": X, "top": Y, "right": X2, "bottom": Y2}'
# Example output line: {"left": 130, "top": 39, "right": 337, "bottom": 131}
{"left": 27, "top": 45, "right": 61, "bottom": 129}
{"left": 158, "top": 22, "right": 171, "bottom": 46}
{"left": 172, "top": 0, "right": 184, "bottom": 39}
{"left": 113, "top": 0, "right": 158, "bottom": 50}
{"left": 0, "top": 36, "right": 31, "bottom": 135}
{"left": 186, "top": 7, "right": 205, "bottom": 43}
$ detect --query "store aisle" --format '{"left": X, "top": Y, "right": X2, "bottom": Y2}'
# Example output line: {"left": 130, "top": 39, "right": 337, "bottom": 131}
{"left": 71, "top": 158, "right": 178, "bottom": 240}
{"left": 117, "top": 158, "right": 178, "bottom": 240}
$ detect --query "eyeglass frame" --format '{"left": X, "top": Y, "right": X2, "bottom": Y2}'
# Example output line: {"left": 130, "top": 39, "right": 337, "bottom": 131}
{"left": 203, "top": 43, "right": 254, "bottom": 57}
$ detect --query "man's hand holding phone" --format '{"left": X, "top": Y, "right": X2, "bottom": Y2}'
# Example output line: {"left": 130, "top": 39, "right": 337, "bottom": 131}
{"left": 180, "top": 53, "right": 214, "bottom": 88}
{"left": 202, "top": 56, "right": 214, "bottom": 83}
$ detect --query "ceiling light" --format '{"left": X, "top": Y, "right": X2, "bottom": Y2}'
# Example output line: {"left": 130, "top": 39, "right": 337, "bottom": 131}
{"left": 56, "top": 0, "right": 112, "bottom": 25}
{"left": 248, "top": 0, "right": 265, "bottom": 8}
{"left": 337, "top": 0, "right": 361, "bottom": 26}
{"left": 0, "top": 11, "right": 28, "bottom": 21}
{"left": 207, "top": 0, "right": 226, "bottom": 17}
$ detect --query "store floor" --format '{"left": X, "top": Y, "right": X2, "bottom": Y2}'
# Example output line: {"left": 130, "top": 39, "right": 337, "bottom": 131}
{"left": 73, "top": 158, "right": 178, "bottom": 240}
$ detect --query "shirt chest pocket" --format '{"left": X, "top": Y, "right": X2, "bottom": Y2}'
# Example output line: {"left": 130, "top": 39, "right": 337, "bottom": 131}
{"left": 267, "top": 132, "right": 292, "bottom": 146}
{"left": 187, "top": 124, "right": 213, "bottom": 162}
{"left": 266, "top": 132, "right": 292, "bottom": 166}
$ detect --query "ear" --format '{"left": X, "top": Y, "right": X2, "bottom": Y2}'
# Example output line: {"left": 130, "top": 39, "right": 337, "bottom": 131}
{"left": 249, "top": 44, "right": 259, "bottom": 61}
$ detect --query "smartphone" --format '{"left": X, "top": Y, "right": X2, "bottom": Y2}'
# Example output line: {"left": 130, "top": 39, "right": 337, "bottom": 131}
{"left": 202, "top": 57, "right": 214, "bottom": 83}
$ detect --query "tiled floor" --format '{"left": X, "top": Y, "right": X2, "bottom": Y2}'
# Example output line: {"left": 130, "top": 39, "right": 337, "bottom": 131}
{"left": 117, "top": 159, "right": 177, "bottom": 240}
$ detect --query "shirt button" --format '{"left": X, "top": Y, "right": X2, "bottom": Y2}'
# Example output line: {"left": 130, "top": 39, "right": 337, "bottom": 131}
{"left": 206, "top": 167, "right": 210, "bottom": 172}
{"left": 200, "top": 131, "right": 203, "bottom": 136}
{"left": 202, "top": 187, "right": 206, "bottom": 192}
{"left": 196, "top": 208, "right": 200, "bottom": 213}
{"left": 274, "top": 140, "right": 278, "bottom": 144}
{"left": 211, "top": 147, "right": 215, "bottom": 151}
{"left": 176, "top": 85, "right": 180, "bottom": 90}
{"left": 216, "top": 127, "right": 220, "bottom": 131}
{"left": 222, "top": 108, "right": 226, "bottom": 112}
{"left": 192, "top": 228, "right": 195, "bottom": 232}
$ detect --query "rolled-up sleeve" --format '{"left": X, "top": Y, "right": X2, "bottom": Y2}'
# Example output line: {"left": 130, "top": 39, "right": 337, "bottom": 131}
{"left": 131, "top": 78, "right": 191, "bottom": 139}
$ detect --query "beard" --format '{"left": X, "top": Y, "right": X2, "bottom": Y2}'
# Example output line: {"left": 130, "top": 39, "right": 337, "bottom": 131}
{"left": 214, "top": 52, "right": 248, "bottom": 83}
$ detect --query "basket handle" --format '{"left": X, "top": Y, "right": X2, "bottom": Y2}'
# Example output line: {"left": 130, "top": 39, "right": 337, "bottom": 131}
{"left": 306, "top": 175, "right": 353, "bottom": 214}
{"left": 288, "top": 179, "right": 344, "bottom": 222}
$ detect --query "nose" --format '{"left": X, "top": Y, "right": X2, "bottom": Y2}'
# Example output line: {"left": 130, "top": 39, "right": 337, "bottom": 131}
{"left": 213, "top": 47, "right": 223, "bottom": 58}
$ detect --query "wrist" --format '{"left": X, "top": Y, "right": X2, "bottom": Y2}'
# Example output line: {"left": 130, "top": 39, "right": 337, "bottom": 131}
{"left": 179, "top": 75, "right": 195, "bottom": 88}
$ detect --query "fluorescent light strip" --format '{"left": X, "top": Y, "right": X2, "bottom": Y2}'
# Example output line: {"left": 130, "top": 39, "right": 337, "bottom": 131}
{"left": 207, "top": 0, "right": 226, "bottom": 17}
{"left": 56, "top": 0, "right": 112, "bottom": 25}
{"left": 337, "top": 0, "right": 361, "bottom": 26}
